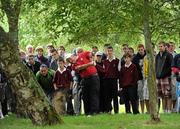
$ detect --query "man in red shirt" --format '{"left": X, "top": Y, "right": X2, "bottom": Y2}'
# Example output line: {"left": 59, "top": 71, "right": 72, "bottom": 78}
{"left": 67, "top": 50, "right": 100, "bottom": 116}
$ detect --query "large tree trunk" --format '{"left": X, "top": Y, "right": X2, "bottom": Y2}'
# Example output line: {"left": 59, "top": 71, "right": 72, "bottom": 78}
{"left": 0, "top": 29, "right": 62, "bottom": 125}
{"left": 143, "top": 0, "right": 160, "bottom": 122}
{"left": 0, "top": 0, "right": 62, "bottom": 125}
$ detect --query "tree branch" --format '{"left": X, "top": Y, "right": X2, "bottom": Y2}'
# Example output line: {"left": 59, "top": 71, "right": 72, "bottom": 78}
{"left": 14, "top": 0, "right": 22, "bottom": 17}
{"left": 152, "top": 17, "right": 180, "bottom": 33}
{"left": 1, "top": 0, "right": 12, "bottom": 16}
{"left": 0, "top": 0, "right": 22, "bottom": 44}
{"left": 1, "top": 0, "right": 22, "bottom": 18}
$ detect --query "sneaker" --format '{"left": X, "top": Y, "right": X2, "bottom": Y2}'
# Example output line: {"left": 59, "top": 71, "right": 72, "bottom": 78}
{"left": 108, "top": 111, "right": 112, "bottom": 115}
{"left": 163, "top": 110, "right": 167, "bottom": 113}
{"left": 5, "top": 115, "right": 9, "bottom": 117}
{"left": 145, "top": 112, "right": 149, "bottom": 114}
{"left": 126, "top": 111, "right": 132, "bottom": 114}
{"left": 172, "top": 109, "right": 177, "bottom": 113}
{"left": 87, "top": 115, "right": 92, "bottom": 118}
{"left": 167, "top": 110, "right": 171, "bottom": 114}
{"left": 0, "top": 116, "right": 4, "bottom": 119}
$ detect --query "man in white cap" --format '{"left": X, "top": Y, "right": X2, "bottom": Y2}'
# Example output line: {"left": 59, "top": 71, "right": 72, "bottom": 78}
{"left": 95, "top": 51, "right": 106, "bottom": 113}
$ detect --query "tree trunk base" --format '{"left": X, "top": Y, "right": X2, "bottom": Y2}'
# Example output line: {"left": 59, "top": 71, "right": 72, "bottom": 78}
{"left": 145, "top": 114, "right": 160, "bottom": 124}
{"left": 151, "top": 114, "right": 160, "bottom": 122}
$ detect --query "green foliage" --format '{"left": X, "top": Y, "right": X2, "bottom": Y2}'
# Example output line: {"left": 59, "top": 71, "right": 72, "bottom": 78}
{"left": 17, "top": 0, "right": 144, "bottom": 47}
{"left": 0, "top": 0, "right": 180, "bottom": 48}
{"left": 150, "top": 0, "right": 180, "bottom": 43}
{"left": 42, "top": 0, "right": 143, "bottom": 44}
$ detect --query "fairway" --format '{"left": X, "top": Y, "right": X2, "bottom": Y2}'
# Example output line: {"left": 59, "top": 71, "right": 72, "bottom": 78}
{"left": 0, "top": 113, "right": 180, "bottom": 129}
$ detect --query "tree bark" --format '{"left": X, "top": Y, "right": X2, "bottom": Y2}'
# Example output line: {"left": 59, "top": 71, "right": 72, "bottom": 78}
{"left": 1, "top": 0, "right": 21, "bottom": 46}
{"left": 143, "top": 0, "right": 160, "bottom": 122}
{"left": 0, "top": 0, "right": 63, "bottom": 125}
{"left": 0, "top": 29, "right": 62, "bottom": 125}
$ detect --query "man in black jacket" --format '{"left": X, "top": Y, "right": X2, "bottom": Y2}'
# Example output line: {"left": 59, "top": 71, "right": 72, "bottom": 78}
{"left": 156, "top": 41, "right": 173, "bottom": 113}
{"left": 132, "top": 44, "right": 146, "bottom": 114}
{"left": 172, "top": 51, "right": 180, "bottom": 81}
{"left": 171, "top": 52, "right": 180, "bottom": 112}
{"left": 26, "top": 54, "right": 41, "bottom": 75}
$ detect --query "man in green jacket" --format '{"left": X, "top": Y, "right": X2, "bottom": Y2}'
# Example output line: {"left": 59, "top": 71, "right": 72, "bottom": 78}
{"left": 36, "top": 64, "right": 55, "bottom": 100}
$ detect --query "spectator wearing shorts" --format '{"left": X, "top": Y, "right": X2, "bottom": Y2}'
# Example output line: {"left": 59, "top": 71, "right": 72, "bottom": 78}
{"left": 142, "top": 55, "right": 150, "bottom": 113}
{"left": 156, "top": 41, "right": 173, "bottom": 113}
{"left": 133, "top": 44, "right": 146, "bottom": 113}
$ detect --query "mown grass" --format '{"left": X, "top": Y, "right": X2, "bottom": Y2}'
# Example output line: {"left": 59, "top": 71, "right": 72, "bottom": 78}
{"left": 0, "top": 113, "right": 180, "bottom": 129}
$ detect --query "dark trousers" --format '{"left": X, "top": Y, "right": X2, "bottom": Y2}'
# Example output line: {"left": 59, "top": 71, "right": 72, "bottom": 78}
{"left": 122, "top": 85, "right": 139, "bottom": 114}
{"left": 1, "top": 98, "right": 8, "bottom": 116}
{"left": 125, "top": 102, "right": 131, "bottom": 113}
{"left": 66, "top": 89, "right": 74, "bottom": 115}
{"left": 99, "top": 79, "right": 106, "bottom": 112}
{"left": 82, "top": 74, "right": 100, "bottom": 115}
{"left": 103, "top": 79, "right": 119, "bottom": 113}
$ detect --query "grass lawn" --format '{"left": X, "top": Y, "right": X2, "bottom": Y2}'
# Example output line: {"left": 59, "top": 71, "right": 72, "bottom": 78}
{"left": 0, "top": 113, "right": 180, "bottom": 129}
